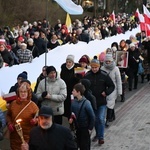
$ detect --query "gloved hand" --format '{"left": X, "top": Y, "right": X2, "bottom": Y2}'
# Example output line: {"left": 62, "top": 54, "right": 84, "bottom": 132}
{"left": 8, "top": 123, "right": 14, "bottom": 133}
{"left": 41, "top": 91, "right": 47, "bottom": 98}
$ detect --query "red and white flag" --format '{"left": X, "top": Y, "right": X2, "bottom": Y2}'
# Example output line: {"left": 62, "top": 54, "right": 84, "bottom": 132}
{"left": 143, "top": 4, "right": 150, "bottom": 24}
{"left": 110, "top": 10, "right": 115, "bottom": 23}
{"left": 139, "top": 13, "right": 146, "bottom": 31}
{"left": 135, "top": 8, "right": 140, "bottom": 18}
{"left": 146, "top": 24, "right": 150, "bottom": 36}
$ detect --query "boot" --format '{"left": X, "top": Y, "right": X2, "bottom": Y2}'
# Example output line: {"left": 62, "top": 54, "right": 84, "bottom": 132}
{"left": 141, "top": 74, "right": 144, "bottom": 83}
{"left": 105, "top": 119, "right": 109, "bottom": 128}
{"left": 106, "top": 108, "right": 113, "bottom": 122}
{"left": 121, "top": 95, "right": 125, "bottom": 102}
{"left": 112, "top": 109, "right": 115, "bottom": 121}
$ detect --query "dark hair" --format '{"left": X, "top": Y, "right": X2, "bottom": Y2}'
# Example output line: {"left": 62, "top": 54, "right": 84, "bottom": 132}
{"left": 73, "top": 83, "right": 85, "bottom": 95}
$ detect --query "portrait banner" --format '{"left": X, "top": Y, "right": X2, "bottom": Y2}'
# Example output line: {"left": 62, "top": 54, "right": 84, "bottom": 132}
{"left": 116, "top": 51, "right": 128, "bottom": 68}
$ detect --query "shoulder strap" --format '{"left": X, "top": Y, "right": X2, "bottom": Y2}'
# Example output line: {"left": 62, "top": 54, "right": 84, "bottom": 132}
{"left": 77, "top": 100, "right": 86, "bottom": 120}
{"left": 14, "top": 101, "right": 32, "bottom": 122}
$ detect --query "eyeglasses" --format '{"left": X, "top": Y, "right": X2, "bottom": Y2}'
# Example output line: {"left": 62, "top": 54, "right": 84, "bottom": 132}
{"left": 42, "top": 69, "right": 46, "bottom": 72}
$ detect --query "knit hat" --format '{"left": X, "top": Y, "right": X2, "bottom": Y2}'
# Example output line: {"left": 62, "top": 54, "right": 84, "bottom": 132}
{"left": 66, "top": 55, "right": 75, "bottom": 62}
{"left": 129, "top": 43, "right": 135, "bottom": 48}
{"left": 79, "top": 57, "right": 88, "bottom": 64}
{"left": 105, "top": 53, "right": 113, "bottom": 61}
{"left": 99, "top": 52, "right": 106, "bottom": 62}
{"left": 39, "top": 106, "right": 53, "bottom": 117}
{"left": 46, "top": 66, "right": 56, "bottom": 75}
{"left": 18, "top": 37, "right": 24, "bottom": 42}
{"left": 17, "top": 72, "right": 28, "bottom": 80}
{"left": 90, "top": 56, "right": 100, "bottom": 67}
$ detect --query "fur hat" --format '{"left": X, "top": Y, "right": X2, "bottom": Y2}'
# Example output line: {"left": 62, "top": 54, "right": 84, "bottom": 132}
{"left": 39, "top": 106, "right": 53, "bottom": 117}
{"left": 105, "top": 53, "right": 113, "bottom": 61}
{"left": 66, "top": 55, "right": 75, "bottom": 62}
{"left": 46, "top": 66, "right": 56, "bottom": 75}
{"left": 17, "top": 72, "right": 28, "bottom": 80}
{"left": 90, "top": 56, "right": 100, "bottom": 67}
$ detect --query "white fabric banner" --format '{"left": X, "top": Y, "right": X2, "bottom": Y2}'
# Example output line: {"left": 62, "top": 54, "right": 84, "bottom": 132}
{"left": 0, "top": 27, "right": 140, "bottom": 94}
{"left": 54, "top": 0, "right": 83, "bottom": 15}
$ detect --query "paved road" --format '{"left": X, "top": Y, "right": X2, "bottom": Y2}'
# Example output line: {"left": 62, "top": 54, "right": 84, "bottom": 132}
{"left": 0, "top": 80, "right": 149, "bottom": 150}
{"left": 91, "top": 82, "right": 150, "bottom": 150}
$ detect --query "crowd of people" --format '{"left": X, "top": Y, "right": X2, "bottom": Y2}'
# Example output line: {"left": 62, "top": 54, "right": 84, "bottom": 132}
{"left": 0, "top": 12, "right": 150, "bottom": 150}
{"left": 0, "top": 12, "right": 138, "bottom": 68}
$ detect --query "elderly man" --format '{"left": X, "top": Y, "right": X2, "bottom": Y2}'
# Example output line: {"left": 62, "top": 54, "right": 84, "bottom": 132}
{"left": 21, "top": 106, "right": 77, "bottom": 150}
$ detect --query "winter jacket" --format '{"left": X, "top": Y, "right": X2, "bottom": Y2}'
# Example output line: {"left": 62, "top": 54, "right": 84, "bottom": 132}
{"left": 84, "top": 69, "right": 115, "bottom": 107}
{"left": 36, "top": 73, "right": 67, "bottom": 115}
{"left": 60, "top": 63, "right": 80, "bottom": 118}
{"left": 34, "top": 37, "right": 47, "bottom": 55}
{"left": 34, "top": 73, "right": 46, "bottom": 94}
{"left": 101, "top": 66, "right": 122, "bottom": 109}
{"left": 0, "top": 49, "right": 14, "bottom": 66}
{"left": 71, "top": 97, "right": 95, "bottom": 130}
{"left": 29, "top": 124, "right": 77, "bottom": 150}
{"left": 17, "top": 48, "right": 33, "bottom": 63}
{"left": 128, "top": 48, "right": 140, "bottom": 70}
{"left": 27, "top": 44, "right": 39, "bottom": 58}
{"left": 80, "top": 79, "right": 97, "bottom": 110}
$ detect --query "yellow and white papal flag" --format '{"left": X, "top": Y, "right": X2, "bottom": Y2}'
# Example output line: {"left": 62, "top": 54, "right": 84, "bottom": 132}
{"left": 65, "top": 13, "right": 72, "bottom": 33}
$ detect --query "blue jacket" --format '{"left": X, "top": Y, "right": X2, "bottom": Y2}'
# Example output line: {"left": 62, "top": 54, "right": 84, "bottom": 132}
{"left": 71, "top": 97, "right": 95, "bottom": 130}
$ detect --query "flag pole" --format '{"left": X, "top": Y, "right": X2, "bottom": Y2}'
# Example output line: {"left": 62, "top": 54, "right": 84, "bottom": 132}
{"left": 45, "top": 0, "right": 49, "bottom": 91}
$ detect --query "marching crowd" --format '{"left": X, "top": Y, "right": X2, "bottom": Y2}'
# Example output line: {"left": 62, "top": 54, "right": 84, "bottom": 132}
{"left": 0, "top": 12, "right": 150, "bottom": 150}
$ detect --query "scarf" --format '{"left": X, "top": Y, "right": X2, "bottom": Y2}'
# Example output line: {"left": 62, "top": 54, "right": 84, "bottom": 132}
{"left": 103, "top": 61, "right": 116, "bottom": 70}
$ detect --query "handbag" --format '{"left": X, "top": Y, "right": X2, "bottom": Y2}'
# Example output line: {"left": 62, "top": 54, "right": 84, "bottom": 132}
{"left": 138, "top": 62, "right": 144, "bottom": 74}
{"left": 70, "top": 100, "right": 86, "bottom": 144}
{"left": 71, "top": 100, "right": 86, "bottom": 130}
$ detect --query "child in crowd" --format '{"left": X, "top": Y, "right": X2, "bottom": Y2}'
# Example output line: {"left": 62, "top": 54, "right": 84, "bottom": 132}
{"left": 69, "top": 83, "right": 95, "bottom": 150}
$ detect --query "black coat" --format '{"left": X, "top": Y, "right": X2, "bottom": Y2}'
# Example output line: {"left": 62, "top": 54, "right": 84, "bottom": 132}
{"left": 80, "top": 79, "right": 97, "bottom": 110}
{"left": 0, "top": 49, "right": 14, "bottom": 66}
{"left": 47, "top": 40, "right": 60, "bottom": 50}
{"left": 84, "top": 69, "right": 115, "bottom": 107}
{"left": 27, "top": 44, "right": 39, "bottom": 58}
{"left": 128, "top": 48, "right": 140, "bottom": 70}
{"left": 34, "top": 37, "right": 47, "bottom": 55}
{"left": 29, "top": 124, "right": 77, "bottom": 150}
{"left": 60, "top": 63, "right": 80, "bottom": 118}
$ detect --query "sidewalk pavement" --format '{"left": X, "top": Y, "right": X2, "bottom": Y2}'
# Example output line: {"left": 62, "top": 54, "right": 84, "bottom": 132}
{"left": 91, "top": 82, "right": 150, "bottom": 150}
{"left": 1, "top": 82, "right": 150, "bottom": 150}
